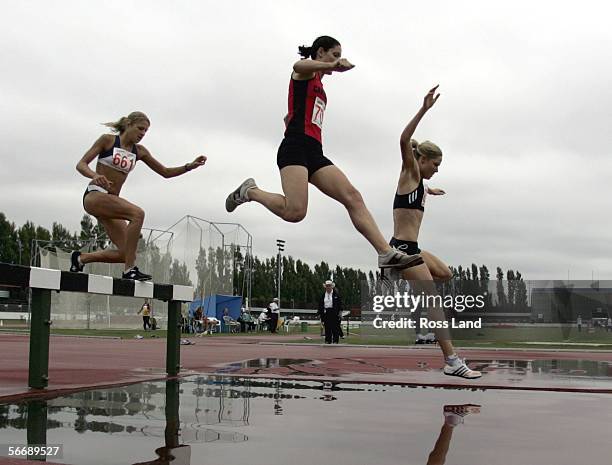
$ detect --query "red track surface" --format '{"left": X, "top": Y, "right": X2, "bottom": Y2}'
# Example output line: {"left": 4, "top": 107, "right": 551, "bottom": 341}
{"left": 1, "top": 333, "right": 612, "bottom": 403}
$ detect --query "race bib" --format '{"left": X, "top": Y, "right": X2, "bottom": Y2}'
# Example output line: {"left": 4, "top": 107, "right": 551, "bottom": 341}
{"left": 111, "top": 147, "right": 137, "bottom": 173}
{"left": 312, "top": 96, "right": 326, "bottom": 129}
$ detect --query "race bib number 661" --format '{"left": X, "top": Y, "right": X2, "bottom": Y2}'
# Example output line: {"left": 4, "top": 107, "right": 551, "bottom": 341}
{"left": 112, "top": 148, "right": 136, "bottom": 173}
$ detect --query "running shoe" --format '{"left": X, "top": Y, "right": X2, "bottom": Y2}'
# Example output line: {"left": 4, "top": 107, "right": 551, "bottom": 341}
{"left": 70, "top": 251, "right": 84, "bottom": 272}
{"left": 225, "top": 178, "right": 257, "bottom": 212}
{"left": 443, "top": 358, "right": 482, "bottom": 379}
{"left": 122, "top": 266, "right": 152, "bottom": 281}
{"left": 378, "top": 248, "right": 424, "bottom": 269}
{"left": 443, "top": 404, "right": 481, "bottom": 427}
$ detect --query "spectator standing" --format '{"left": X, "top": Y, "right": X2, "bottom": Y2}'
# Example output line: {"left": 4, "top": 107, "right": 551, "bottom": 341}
{"left": 269, "top": 298, "right": 280, "bottom": 333}
{"left": 318, "top": 280, "right": 342, "bottom": 344}
{"left": 138, "top": 300, "right": 152, "bottom": 331}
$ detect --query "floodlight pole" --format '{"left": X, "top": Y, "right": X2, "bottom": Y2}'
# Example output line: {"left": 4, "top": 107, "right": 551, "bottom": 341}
{"left": 276, "top": 239, "right": 285, "bottom": 305}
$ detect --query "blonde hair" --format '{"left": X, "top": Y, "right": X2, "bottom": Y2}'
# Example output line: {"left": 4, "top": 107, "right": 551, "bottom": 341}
{"left": 103, "top": 111, "right": 150, "bottom": 134}
{"left": 411, "top": 139, "right": 442, "bottom": 160}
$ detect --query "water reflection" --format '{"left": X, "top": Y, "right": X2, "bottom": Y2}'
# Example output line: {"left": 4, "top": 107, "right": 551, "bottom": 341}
{"left": 468, "top": 359, "right": 612, "bottom": 378}
{"left": 425, "top": 404, "right": 481, "bottom": 465}
{"left": 1, "top": 376, "right": 610, "bottom": 465}
{"left": 0, "top": 377, "right": 379, "bottom": 455}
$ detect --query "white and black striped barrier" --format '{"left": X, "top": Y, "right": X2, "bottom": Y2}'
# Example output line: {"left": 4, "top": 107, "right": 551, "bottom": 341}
{"left": 0, "top": 263, "right": 194, "bottom": 389}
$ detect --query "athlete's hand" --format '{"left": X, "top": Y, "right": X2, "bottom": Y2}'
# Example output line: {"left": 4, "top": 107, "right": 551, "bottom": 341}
{"left": 427, "top": 187, "right": 446, "bottom": 196}
{"left": 333, "top": 58, "right": 355, "bottom": 72}
{"left": 423, "top": 85, "right": 440, "bottom": 111}
{"left": 187, "top": 155, "right": 207, "bottom": 171}
{"left": 92, "top": 174, "right": 112, "bottom": 190}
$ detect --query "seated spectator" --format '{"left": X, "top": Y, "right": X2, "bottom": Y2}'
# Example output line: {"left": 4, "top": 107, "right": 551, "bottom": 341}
{"left": 193, "top": 307, "right": 204, "bottom": 333}
{"left": 258, "top": 309, "right": 270, "bottom": 331}
{"left": 238, "top": 307, "right": 256, "bottom": 332}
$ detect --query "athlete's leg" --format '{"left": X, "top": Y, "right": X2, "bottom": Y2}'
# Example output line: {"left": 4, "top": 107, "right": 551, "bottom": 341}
{"left": 421, "top": 250, "right": 453, "bottom": 281}
{"left": 405, "top": 262, "right": 481, "bottom": 379}
{"left": 79, "top": 218, "right": 127, "bottom": 264}
{"left": 427, "top": 404, "right": 481, "bottom": 465}
{"left": 309, "top": 165, "right": 391, "bottom": 254}
{"left": 83, "top": 192, "right": 145, "bottom": 269}
{"left": 247, "top": 166, "right": 309, "bottom": 222}
{"left": 401, "top": 263, "right": 455, "bottom": 358}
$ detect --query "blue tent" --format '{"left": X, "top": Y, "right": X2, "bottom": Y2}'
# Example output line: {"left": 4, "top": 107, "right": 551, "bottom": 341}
{"left": 189, "top": 294, "right": 242, "bottom": 322}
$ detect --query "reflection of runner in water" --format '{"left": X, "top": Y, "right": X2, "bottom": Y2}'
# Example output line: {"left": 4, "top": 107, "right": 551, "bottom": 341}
{"left": 225, "top": 36, "right": 422, "bottom": 272}
{"left": 391, "top": 87, "right": 480, "bottom": 379}
{"left": 427, "top": 404, "right": 481, "bottom": 465}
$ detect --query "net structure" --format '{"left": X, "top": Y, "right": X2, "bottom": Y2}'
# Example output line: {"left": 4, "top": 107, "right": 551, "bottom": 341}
{"left": 31, "top": 216, "right": 253, "bottom": 329}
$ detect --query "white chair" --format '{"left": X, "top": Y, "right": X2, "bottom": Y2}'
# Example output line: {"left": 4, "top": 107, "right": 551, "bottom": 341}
{"left": 223, "top": 316, "right": 239, "bottom": 333}
{"left": 208, "top": 317, "right": 221, "bottom": 334}
{"left": 284, "top": 316, "right": 301, "bottom": 332}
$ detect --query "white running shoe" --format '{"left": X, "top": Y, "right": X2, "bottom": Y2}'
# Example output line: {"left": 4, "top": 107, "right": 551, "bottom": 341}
{"left": 226, "top": 178, "right": 257, "bottom": 212}
{"left": 443, "top": 404, "right": 481, "bottom": 427}
{"left": 443, "top": 358, "right": 482, "bottom": 379}
{"left": 378, "top": 248, "right": 424, "bottom": 269}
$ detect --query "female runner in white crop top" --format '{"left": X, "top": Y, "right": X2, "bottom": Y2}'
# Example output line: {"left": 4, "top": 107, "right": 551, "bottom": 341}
{"left": 73, "top": 111, "right": 206, "bottom": 281}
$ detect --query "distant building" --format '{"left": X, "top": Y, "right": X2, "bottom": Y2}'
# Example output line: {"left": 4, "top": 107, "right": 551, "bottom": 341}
{"left": 530, "top": 285, "right": 612, "bottom": 323}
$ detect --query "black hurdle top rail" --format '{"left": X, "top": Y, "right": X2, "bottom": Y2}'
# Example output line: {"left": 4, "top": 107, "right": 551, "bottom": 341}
{"left": 0, "top": 263, "right": 194, "bottom": 302}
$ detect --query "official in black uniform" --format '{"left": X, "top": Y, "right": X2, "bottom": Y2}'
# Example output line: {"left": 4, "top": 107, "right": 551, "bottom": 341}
{"left": 318, "top": 280, "right": 342, "bottom": 344}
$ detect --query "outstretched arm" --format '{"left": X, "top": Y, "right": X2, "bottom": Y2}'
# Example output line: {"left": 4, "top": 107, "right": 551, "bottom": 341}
{"left": 400, "top": 85, "right": 440, "bottom": 172}
{"left": 293, "top": 58, "right": 355, "bottom": 79}
{"left": 426, "top": 186, "right": 446, "bottom": 196}
{"left": 139, "top": 146, "right": 207, "bottom": 178}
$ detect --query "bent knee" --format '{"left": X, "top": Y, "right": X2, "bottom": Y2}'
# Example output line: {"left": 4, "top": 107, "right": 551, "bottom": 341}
{"left": 341, "top": 187, "right": 364, "bottom": 208}
{"left": 130, "top": 207, "right": 145, "bottom": 223}
{"left": 283, "top": 208, "right": 307, "bottom": 223}
{"left": 435, "top": 267, "right": 453, "bottom": 282}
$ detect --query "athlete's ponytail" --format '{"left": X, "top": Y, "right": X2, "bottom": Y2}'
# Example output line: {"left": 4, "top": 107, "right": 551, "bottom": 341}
{"left": 103, "top": 111, "right": 150, "bottom": 134}
{"left": 297, "top": 35, "right": 341, "bottom": 59}
{"left": 414, "top": 140, "right": 443, "bottom": 160}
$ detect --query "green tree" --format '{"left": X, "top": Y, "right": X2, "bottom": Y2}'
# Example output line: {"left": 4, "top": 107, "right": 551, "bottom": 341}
{"left": 0, "top": 213, "right": 19, "bottom": 264}
{"left": 496, "top": 267, "right": 506, "bottom": 307}
{"left": 506, "top": 270, "right": 516, "bottom": 306}
{"left": 17, "top": 221, "right": 37, "bottom": 265}
{"left": 170, "top": 259, "right": 192, "bottom": 286}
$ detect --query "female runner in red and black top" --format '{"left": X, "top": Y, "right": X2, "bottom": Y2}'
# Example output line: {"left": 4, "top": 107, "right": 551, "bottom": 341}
{"left": 225, "top": 36, "right": 421, "bottom": 271}
{"left": 72, "top": 111, "right": 206, "bottom": 280}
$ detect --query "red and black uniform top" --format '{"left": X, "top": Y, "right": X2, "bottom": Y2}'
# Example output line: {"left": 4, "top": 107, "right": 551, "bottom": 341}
{"left": 285, "top": 72, "right": 327, "bottom": 144}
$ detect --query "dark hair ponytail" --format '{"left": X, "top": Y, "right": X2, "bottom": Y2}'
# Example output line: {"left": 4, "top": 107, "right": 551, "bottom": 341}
{"left": 297, "top": 35, "right": 340, "bottom": 59}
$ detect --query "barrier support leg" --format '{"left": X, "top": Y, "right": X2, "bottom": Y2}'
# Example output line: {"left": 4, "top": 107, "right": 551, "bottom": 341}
{"left": 28, "top": 288, "right": 51, "bottom": 389}
{"left": 27, "top": 400, "right": 47, "bottom": 461}
{"left": 166, "top": 301, "right": 181, "bottom": 376}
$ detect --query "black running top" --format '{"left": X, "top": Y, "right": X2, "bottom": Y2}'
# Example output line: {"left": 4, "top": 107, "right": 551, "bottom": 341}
{"left": 393, "top": 178, "right": 426, "bottom": 211}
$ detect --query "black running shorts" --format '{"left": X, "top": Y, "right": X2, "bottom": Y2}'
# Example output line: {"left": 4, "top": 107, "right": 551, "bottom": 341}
{"left": 277, "top": 134, "right": 334, "bottom": 178}
{"left": 389, "top": 237, "right": 421, "bottom": 255}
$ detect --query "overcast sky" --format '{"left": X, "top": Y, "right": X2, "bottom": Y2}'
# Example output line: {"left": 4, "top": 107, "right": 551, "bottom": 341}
{"left": 1, "top": 0, "right": 611, "bottom": 280}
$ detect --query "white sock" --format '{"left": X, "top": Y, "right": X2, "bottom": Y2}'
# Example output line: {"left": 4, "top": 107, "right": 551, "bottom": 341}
{"left": 379, "top": 249, "right": 395, "bottom": 258}
{"left": 445, "top": 354, "right": 459, "bottom": 366}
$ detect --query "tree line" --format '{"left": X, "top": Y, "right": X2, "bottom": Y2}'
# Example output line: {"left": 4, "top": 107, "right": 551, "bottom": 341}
{"left": 0, "top": 212, "right": 528, "bottom": 310}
